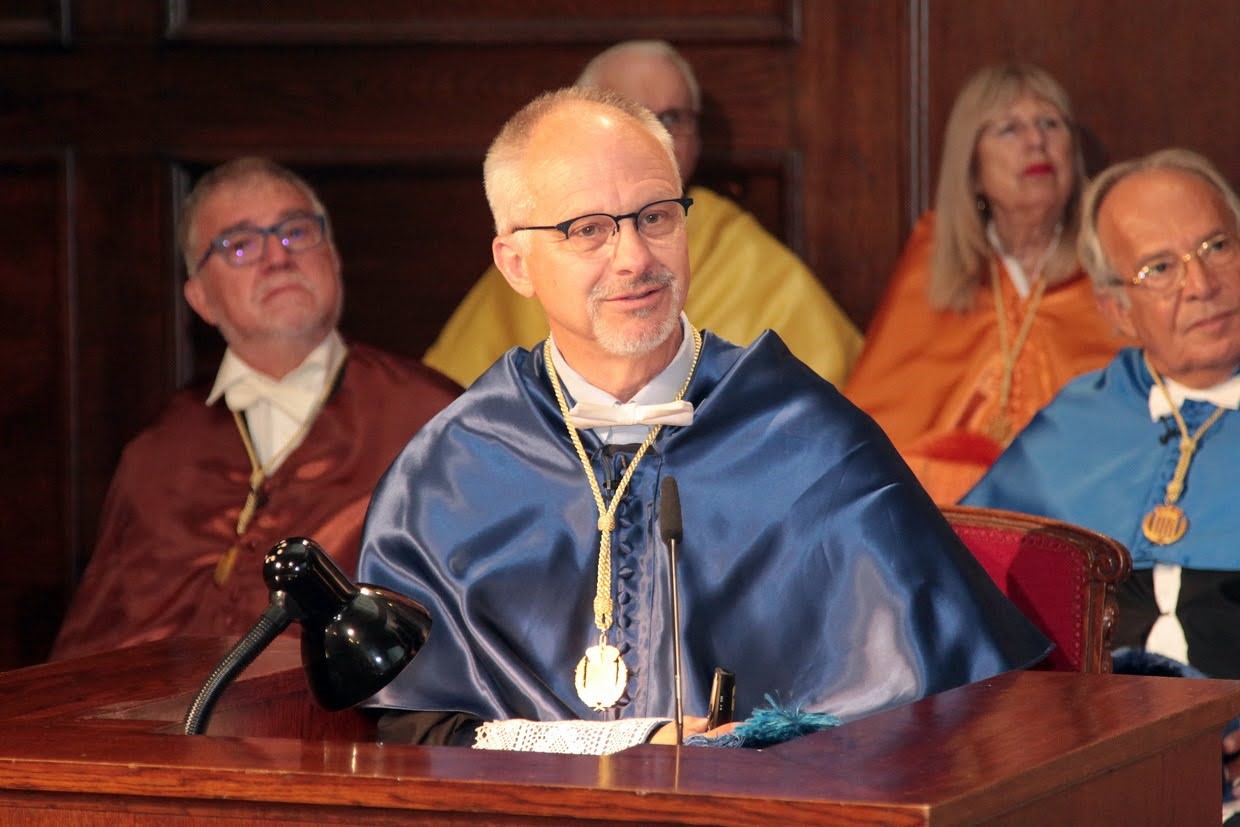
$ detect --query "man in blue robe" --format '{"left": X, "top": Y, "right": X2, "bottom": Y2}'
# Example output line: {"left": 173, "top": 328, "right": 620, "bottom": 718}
{"left": 359, "top": 86, "right": 1049, "bottom": 753}
{"left": 962, "top": 148, "right": 1240, "bottom": 812}
{"left": 965, "top": 148, "right": 1240, "bottom": 678}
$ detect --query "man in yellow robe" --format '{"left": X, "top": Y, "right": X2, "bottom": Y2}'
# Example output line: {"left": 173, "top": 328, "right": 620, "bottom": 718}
{"left": 424, "top": 41, "right": 862, "bottom": 387}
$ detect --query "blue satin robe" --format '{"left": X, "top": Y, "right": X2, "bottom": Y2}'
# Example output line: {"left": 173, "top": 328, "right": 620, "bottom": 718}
{"left": 964, "top": 348, "right": 1240, "bottom": 676}
{"left": 360, "top": 331, "right": 1050, "bottom": 723}
{"left": 964, "top": 348, "right": 1237, "bottom": 572}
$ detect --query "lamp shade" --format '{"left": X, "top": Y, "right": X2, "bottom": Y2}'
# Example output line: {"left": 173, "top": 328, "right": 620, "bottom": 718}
{"left": 264, "top": 537, "right": 431, "bottom": 711}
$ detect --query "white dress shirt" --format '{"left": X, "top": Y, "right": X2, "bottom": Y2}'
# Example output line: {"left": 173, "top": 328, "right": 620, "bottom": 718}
{"left": 548, "top": 315, "right": 697, "bottom": 445}
{"left": 206, "top": 331, "right": 346, "bottom": 472}
{"left": 1143, "top": 371, "right": 1240, "bottom": 663}
{"left": 986, "top": 222, "right": 1062, "bottom": 299}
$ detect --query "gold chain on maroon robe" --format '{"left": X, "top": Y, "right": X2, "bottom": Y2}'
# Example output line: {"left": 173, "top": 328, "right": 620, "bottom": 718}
{"left": 543, "top": 325, "right": 701, "bottom": 711}
{"left": 1141, "top": 354, "right": 1227, "bottom": 545}
{"left": 214, "top": 350, "right": 348, "bottom": 586}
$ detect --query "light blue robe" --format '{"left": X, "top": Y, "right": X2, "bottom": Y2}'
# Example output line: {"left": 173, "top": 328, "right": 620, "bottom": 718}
{"left": 965, "top": 347, "right": 1240, "bottom": 676}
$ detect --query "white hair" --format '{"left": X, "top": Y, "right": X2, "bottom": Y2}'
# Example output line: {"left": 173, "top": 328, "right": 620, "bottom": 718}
{"left": 179, "top": 156, "right": 332, "bottom": 276}
{"left": 1078, "top": 148, "right": 1240, "bottom": 306}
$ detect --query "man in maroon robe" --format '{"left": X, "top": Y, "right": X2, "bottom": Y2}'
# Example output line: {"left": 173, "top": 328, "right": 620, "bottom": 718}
{"left": 52, "top": 158, "right": 459, "bottom": 661}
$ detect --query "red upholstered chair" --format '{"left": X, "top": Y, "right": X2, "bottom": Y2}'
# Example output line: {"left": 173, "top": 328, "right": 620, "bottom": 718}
{"left": 941, "top": 505, "right": 1132, "bottom": 674}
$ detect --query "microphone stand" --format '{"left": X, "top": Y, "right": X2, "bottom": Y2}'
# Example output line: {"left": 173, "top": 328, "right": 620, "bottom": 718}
{"left": 669, "top": 533, "right": 684, "bottom": 746}
{"left": 660, "top": 477, "right": 685, "bottom": 746}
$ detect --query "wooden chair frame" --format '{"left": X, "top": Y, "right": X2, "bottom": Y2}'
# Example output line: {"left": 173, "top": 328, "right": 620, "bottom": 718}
{"left": 941, "top": 505, "right": 1132, "bottom": 674}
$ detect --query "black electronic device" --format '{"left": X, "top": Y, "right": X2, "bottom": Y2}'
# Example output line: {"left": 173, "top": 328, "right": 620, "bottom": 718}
{"left": 706, "top": 667, "right": 736, "bottom": 731}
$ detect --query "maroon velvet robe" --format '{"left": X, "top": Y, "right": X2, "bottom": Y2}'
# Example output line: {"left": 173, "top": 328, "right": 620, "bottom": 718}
{"left": 51, "top": 342, "right": 460, "bottom": 661}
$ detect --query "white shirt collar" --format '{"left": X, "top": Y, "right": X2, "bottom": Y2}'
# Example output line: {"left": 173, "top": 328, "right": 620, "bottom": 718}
{"left": 987, "top": 223, "right": 1030, "bottom": 298}
{"left": 206, "top": 330, "right": 345, "bottom": 420}
{"left": 1147, "top": 370, "right": 1240, "bottom": 421}
{"left": 986, "top": 222, "right": 1062, "bottom": 300}
{"left": 548, "top": 314, "right": 695, "bottom": 444}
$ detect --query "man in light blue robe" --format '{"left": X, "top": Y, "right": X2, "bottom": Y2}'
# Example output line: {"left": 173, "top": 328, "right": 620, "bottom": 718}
{"left": 965, "top": 148, "right": 1240, "bottom": 679}
{"left": 358, "top": 86, "right": 1049, "bottom": 754}
{"left": 962, "top": 148, "right": 1240, "bottom": 813}
{"left": 964, "top": 349, "right": 1239, "bottom": 674}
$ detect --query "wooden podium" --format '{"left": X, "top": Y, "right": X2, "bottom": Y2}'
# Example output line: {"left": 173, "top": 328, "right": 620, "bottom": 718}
{"left": 0, "top": 637, "right": 1238, "bottom": 825}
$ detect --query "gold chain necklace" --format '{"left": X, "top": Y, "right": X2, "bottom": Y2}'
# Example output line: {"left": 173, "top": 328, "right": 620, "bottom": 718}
{"left": 213, "top": 348, "right": 348, "bottom": 586}
{"left": 544, "top": 325, "right": 702, "bottom": 711}
{"left": 985, "top": 262, "right": 1048, "bottom": 445}
{"left": 1141, "top": 354, "right": 1227, "bottom": 545}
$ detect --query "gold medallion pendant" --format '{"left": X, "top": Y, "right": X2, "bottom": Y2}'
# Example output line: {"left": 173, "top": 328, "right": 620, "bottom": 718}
{"left": 1138, "top": 354, "right": 1228, "bottom": 548}
{"left": 575, "top": 643, "right": 629, "bottom": 711}
{"left": 1142, "top": 504, "right": 1188, "bottom": 546}
{"left": 544, "top": 326, "right": 703, "bottom": 714}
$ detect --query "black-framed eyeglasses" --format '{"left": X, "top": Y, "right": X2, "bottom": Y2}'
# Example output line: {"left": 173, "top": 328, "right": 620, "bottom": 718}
{"left": 1105, "top": 231, "right": 1240, "bottom": 295}
{"left": 195, "top": 213, "right": 327, "bottom": 273}
{"left": 512, "top": 197, "right": 693, "bottom": 256}
{"left": 655, "top": 108, "right": 700, "bottom": 136}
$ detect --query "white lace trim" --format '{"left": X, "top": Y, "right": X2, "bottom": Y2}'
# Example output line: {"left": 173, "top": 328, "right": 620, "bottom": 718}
{"left": 472, "top": 718, "right": 669, "bottom": 755}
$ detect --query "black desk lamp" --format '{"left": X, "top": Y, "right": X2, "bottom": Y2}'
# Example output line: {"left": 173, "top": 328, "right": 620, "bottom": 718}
{"left": 183, "top": 537, "right": 431, "bottom": 735}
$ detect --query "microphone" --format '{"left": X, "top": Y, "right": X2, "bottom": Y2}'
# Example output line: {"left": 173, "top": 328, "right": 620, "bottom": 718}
{"left": 659, "top": 476, "right": 685, "bottom": 746}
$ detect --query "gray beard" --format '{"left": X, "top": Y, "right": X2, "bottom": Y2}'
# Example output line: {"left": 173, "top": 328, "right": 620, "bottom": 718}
{"left": 587, "top": 269, "right": 682, "bottom": 357}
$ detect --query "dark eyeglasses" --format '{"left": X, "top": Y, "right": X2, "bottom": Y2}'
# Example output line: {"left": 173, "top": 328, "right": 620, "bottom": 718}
{"left": 655, "top": 108, "right": 700, "bottom": 136}
{"left": 512, "top": 197, "right": 693, "bottom": 256}
{"left": 195, "top": 213, "right": 327, "bottom": 272}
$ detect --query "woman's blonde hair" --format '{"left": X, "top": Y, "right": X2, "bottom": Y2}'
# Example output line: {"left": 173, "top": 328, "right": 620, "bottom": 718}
{"left": 930, "top": 64, "right": 1086, "bottom": 311}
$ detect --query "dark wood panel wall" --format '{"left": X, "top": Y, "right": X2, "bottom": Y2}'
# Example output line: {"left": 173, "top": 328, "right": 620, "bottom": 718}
{"left": 1, "top": 0, "right": 1237, "bottom": 667}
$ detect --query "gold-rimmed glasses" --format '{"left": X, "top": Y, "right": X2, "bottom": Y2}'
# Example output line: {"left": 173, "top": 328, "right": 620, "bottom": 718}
{"left": 1110, "top": 232, "right": 1240, "bottom": 294}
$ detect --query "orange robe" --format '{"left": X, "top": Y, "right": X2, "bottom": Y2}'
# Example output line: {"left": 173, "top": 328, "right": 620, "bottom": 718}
{"left": 844, "top": 213, "right": 1128, "bottom": 503}
{"left": 51, "top": 343, "right": 460, "bottom": 661}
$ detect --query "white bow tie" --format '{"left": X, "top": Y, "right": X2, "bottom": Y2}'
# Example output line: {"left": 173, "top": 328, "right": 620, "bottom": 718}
{"left": 224, "top": 374, "right": 319, "bottom": 420}
{"left": 567, "top": 400, "right": 695, "bottom": 430}
{"left": 1148, "top": 374, "right": 1240, "bottom": 420}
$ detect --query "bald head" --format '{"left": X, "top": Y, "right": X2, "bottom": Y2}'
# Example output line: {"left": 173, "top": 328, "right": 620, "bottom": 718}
{"left": 485, "top": 86, "right": 691, "bottom": 393}
{"left": 1086, "top": 160, "right": 1240, "bottom": 388}
{"left": 483, "top": 86, "right": 677, "bottom": 235}
{"left": 576, "top": 41, "right": 702, "bottom": 183}
{"left": 578, "top": 41, "right": 701, "bottom": 110}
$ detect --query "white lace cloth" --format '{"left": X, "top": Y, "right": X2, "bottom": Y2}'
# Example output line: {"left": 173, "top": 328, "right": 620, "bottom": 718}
{"left": 473, "top": 717, "right": 669, "bottom": 755}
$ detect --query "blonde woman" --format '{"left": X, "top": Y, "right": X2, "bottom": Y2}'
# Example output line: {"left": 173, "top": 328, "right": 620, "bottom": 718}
{"left": 844, "top": 63, "right": 1128, "bottom": 503}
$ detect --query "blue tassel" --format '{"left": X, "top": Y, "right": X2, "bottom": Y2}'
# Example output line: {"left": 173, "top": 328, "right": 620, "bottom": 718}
{"left": 685, "top": 694, "right": 840, "bottom": 749}
{"left": 1111, "top": 647, "right": 1210, "bottom": 679}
